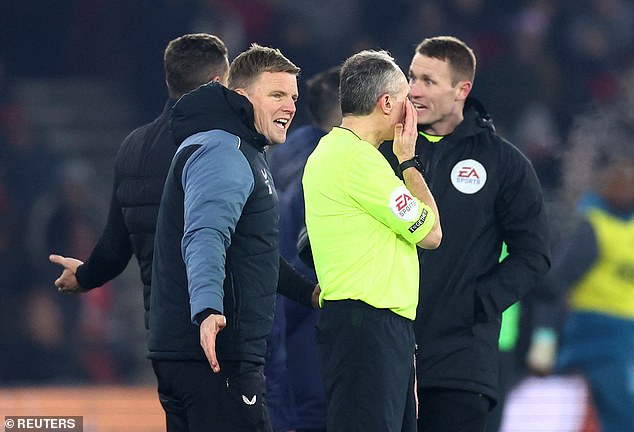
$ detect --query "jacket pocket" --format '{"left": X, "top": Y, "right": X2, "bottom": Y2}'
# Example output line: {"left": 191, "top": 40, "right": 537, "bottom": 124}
{"left": 224, "top": 362, "right": 269, "bottom": 428}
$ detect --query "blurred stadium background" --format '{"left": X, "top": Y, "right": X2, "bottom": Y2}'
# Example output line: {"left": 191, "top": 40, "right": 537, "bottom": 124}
{"left": 0, "top": 1, "right": 632, "bottom": 430}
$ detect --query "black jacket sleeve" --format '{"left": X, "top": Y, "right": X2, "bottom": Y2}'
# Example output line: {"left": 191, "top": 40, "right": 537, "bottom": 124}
{"left": 530, "top": 219, "right": 597, "bottom": 328}
{"left": 277, "top": 256, "right": 315, "bottom": 307}
{"left": 75, "top": 178, "right": 133, "bottom": 290}
{"left": 547, "top": 219, "right": 598, "bottom": 294}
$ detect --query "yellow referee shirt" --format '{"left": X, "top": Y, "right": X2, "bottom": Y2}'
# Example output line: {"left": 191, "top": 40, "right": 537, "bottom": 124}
{"left": 303, "top": 127, "right": 435, "bottom": 319}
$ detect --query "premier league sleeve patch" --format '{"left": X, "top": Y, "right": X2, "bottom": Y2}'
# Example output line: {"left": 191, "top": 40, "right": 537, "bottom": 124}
{"left": 389, "top": 186, "right": 420, "bottom": 222}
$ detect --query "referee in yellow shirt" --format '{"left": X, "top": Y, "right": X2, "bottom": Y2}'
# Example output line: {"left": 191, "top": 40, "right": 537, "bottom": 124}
{"left": 303, "top": 50, "right": 442, "bottom": 432}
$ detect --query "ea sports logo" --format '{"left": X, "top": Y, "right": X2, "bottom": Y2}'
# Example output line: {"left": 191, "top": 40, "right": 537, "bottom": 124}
{"left": 451, "top": 159, "right": 486, "bottom": 194}
{"left": 389, "top": 186, "right": 419, "bottom": 221}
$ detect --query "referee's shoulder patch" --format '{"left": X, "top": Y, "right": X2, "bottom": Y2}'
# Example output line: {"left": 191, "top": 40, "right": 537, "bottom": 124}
{"left": 389, "top": 186, "right": 419, "bottom": 222}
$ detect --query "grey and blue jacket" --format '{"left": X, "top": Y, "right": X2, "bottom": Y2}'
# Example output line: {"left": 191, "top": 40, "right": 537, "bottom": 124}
{"left": 148, "top": 82, "right": 280, "bottom": 364}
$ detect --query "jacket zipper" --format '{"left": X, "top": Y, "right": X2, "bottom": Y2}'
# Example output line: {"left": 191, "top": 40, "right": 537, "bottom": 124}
{"left": 228, "top": 271, "right": 239, "bottom": 332}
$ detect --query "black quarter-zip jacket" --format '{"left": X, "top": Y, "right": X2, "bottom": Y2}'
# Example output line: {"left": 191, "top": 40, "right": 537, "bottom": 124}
{"left": 380, "top": 98, "right": 550, "bottom": 401}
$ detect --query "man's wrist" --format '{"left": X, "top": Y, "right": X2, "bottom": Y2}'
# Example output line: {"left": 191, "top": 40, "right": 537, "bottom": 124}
{"left": 194, "top": 308, "right": 222, "bottom": 326}
{"left": 398, "top": 156, "right": 421, "bottom": 174}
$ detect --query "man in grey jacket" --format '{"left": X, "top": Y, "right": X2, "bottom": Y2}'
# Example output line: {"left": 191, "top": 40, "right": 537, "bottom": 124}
{"left": 149, "top": 44, "right": 304, "bottom": 432}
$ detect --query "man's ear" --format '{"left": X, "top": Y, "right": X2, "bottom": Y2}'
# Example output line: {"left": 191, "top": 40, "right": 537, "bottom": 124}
{"left": 455, "top": 81, "right": 472, "bottom": 102}
{"left": 214, "top": 69, "right": 230, "bottom": 87}
{"left": 378, "top": 93, "right": 392, "bottom": 115}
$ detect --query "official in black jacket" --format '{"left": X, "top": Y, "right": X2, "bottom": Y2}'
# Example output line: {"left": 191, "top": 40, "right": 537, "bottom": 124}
{"left": 49, "top": 33, "right": 230, "bottom": 329}
{"left": 380, "top": 36, "right": 550, "bottom": 432}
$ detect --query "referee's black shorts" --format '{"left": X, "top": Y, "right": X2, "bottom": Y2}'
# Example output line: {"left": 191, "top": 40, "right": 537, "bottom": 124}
{"left": 317, "top": 299, "right": 417, "bottom": 432}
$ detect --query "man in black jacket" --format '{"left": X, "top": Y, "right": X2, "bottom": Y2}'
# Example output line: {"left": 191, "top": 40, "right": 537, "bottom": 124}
{"left": 48, "top": 33, "right": 230, "bottom": 329}
{"left": 149, "top": 44, "right": 307, "bottom": 432}
{"left": 380, "top": 36, "right": 551, "bottom": 432}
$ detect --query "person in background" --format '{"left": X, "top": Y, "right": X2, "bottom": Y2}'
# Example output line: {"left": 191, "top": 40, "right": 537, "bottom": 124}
{"left": 379, "top": 36, "right": 550, "bottom": 432}
{"left": 48, "top": 33, "right": 230, "bottom": 332}
{"left": 303, "top": 49, "right": 442, "bottom": 432}
{"left": 528, "top": 98, "right": 634, "bottom": 431}
{"left": 553, "top": 155, "right": 634, "bottom": 432}
{"left": 266, "top": 66, "right": 341, "bottom": 432}
{"left": 149, "top": 44, "right": 314, "bottom": 431}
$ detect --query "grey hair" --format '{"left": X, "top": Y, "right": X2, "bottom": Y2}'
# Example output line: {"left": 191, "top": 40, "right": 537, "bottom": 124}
{"left": 340, "top": 50, "right": 404, "bottom": 116}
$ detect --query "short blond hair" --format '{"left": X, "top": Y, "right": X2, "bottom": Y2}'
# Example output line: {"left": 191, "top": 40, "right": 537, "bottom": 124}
{"left": 228, "top": 43, "right": 300, "bottom": 90}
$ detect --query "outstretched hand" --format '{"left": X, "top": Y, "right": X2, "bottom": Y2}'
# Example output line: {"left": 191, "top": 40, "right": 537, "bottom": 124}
{"left": 49, "top": 254, "right": 84, "bottom": 293}
{"left": 200, "top": 314, "right": 227, "bottom": 373}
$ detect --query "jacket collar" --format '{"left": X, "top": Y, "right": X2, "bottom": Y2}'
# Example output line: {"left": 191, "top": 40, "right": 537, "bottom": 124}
{"left": 170, "top": 82, "right": 268, "bottom": 150}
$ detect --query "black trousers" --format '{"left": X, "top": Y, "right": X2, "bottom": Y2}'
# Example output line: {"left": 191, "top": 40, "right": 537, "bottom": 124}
{"left": 152, "top": 359, "right": 272, "bottom": 432}
{"left": 317, "top": 300, "right": 417, "bottom": 432}
{"left": 485, "top": 350, "right": 523, "bottom": 432}
{"left": 418, "top": 388, "right": 493, "bottom": 432}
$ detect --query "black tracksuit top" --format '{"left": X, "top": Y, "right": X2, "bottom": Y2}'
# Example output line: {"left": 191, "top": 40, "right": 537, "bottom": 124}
{"left": 76, "top": 100, "right": 176, "bottom": 328}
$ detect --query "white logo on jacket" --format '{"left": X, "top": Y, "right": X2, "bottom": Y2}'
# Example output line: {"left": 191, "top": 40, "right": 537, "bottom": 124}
{"left": 242, "top": 394, "right": 257, "bottom": 405}
{"left": 451, "top": 159, "right": 487, "bottom": 194}
{"left": 261, "top": 168, "right": 273, "bottom": 195}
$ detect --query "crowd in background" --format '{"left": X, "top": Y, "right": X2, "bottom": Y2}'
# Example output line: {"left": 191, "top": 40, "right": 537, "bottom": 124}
{"left": 0, "top": 0, "right": 632, "bottom": 396}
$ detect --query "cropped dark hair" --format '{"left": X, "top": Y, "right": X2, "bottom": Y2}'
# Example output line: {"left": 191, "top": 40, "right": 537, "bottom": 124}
{"left": 164, "top": 33, "right": 228, "bottom": 99}
{"left": 228, "top": 43, "right": 300, "bottom": 90}
{"left": 306, "top": 67, "right": 340, "bottom": 126}
{"left": 416, "top": 36, "right": 476, "bottom": 85}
